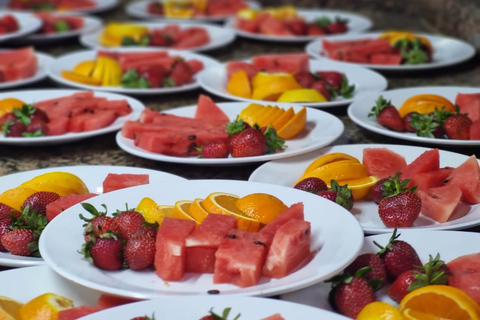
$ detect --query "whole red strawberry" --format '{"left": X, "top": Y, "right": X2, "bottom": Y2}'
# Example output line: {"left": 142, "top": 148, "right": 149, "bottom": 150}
{"left": 113, "top": 210, "right": 145, "bottom": 240}
{"left": 80, "top": 203, "right": 121, "bottom": 242}
{"left": 369, "top": 177, "right": 390, "bottom": 203}
{"left": 444, "top": 114, "right": 473, "bottom": 140}
{"left": 345, "top": 253, "right": 387, "bottom": 289}
{"left": 403, "top": 111, "right": 420, "bottom": 133}
{"left": 0, "top": 219, "right": 12, "bottom": 252}
{"left": 294, "top": 177, "right": 328, "bottom": 193}
{"left": 316, "top": 180, "right": 354, "bottom": 211}
{"left": 327, "top": 20, "right": 348, "bottom": 34}
{"left": 168, "top": 60, "right": 193, "bottom": 86}
{"left": 198, "top": 141, "right": 229, "bottom": 158}
{"left": 22, "top": 191, "right": 60, "bottom": 215}
{"left": 85, "top": 232, "right": 124, "bottom": 270}
{"left": 294, "top": 71, "right": 315, "bottom": 88}
{"left": 375, "top": 229, "right": 422, "bottom": 280}
{"left": 368, "top": 96, "right": 404, "bottom": 132}
{"left": 0, "top": 203, "right": 20, "bottom": 221}
{"left": 231, "top": 127, "right": 267, "bottom": 158}
{"left": 1, "top": 229, "right": 37, "bottom": 256}
{"left": 387, "top": 269, "right": 418, "bottom": 303}
{"left": 124, "top": 234, "right": 156, "bottom": 271}
{"left": 130, "top": 316, "right": 154, "bottom": 320}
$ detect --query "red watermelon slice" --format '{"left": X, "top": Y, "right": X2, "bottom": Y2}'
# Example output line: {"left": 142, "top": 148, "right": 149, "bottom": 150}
{"left": 362, "top": 148, "right": 407, "bottom": 179}
{"left": 417, "top": 184, "right": 462, "bottom": 223}
{"left": 445, "top": 155, "right": 480, "bottom": 204}
{"left": 46, "top": 193, "right": 98, "bottom": 221}
{"left": 447, "top": 253, "right": 480, "bottom": 304}
{"left": 455, "top": 93, "right": 480, "bottom": 122}
{"left": 194, "top": 95, "right": 230, "bottom": 123}
{"left": 102, "top": 173, "right": 149, "bottom": 193}
{"left": 251, "top": 53, "right": 309, "bottom": 74}
{"left": 259, "top": 202, "right": 304, "bottom": 248}
{"left": 400, "top": 149, "right": 440, "bottom": 183}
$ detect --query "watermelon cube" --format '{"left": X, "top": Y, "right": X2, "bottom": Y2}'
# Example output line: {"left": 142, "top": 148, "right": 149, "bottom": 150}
{"left": 47, "top": 117, "right": 69, "bottom": 136}
{"left": 445, "top": 155, "right": 480, "bottom": 204}
{"left": 46, "top": 193, "right": 98, "bottom": 222}
{"left": 260, "top": 314, "right": 285, "bottom": 320}
{"left": 213, "top": 229, "right": 269, "bottom": 287}
{"left": 251, "top": 53, "right": 309, "bottom": 74}
{"left": 186, "top": 59, "right": 204, "bottom": 74}
{"left": 185, "top": 213, "right": 237, "bottom": 273}
{"left": 99, "top": 100, "right": 132, "bottom": 116}
{"left": 448, "top": 253, "right": 480, "bottom": 304}
{"left": 173, "top": 28, "right": 210, "bottom": 49}
{"left": 263, "top": 219, "right": 311, "bottom": 278}
{"left": 259, "top": 202, "right": 304, "bottom": 248}
{"left": 417, "top": 185, "right": 462, "bottom": 223}
{"left": 455, "top": 93, "right": 480, "bottom": 122}
{"left": 58, "top": 305, "right": 100, "bottom": 320}
{"left": 155, "top": 218, "right": 196, "bottom": 281}
{"left": 400, "top": 149, "right": 440, "bottom": 184}
{"left": 470, "top": 120, "right": 480, "bottom": 140}
{"left": 226, "top": 61, "right": 259, "bottom": 81}
{"left": 369, "top": 53, "right": 403, "bottom": 65}
{"left": 194, "top": 95, "right": 230, "bottom": 123}
{"left": 362, "top": 148, "right": 407, "bottom": 179}
{"left": 258, "top": 15, "right": 293, "bottom": 36}
{"left": 102, "top": 173, "right": 149, "bottom": 193}
{"left": 0, "top": 47, "right": 37, "bottom": 82}
{"left": 410, "top": 167, "right": 453, "bottom": 192}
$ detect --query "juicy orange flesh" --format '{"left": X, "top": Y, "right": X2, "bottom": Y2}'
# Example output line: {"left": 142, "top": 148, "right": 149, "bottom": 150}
{"left": 402, "top": 309, "right": 443, "bottom": 320}
{"left": 403, "top": 292, "right": 472, "bottom": 318}
{"left": 216, "top": 196, "right": 246, "bottom": 215}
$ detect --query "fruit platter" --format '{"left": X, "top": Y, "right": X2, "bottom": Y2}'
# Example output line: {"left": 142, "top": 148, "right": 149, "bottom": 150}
{"left": 348, "top": 86, "right": 480, "bottom": 146}
{"left": 38, "top": 179, "right": 363, "bottom": 298}
{"left": 7, "top": 0, "right": 118, "bottom": 14}
{"left": 80, "top": 21, "right": 235, "bottom": 52}
{"left": 116, "top": 98, "right": 344, "bottom": 165}
{"left": 47, "top": 48, "right": 220, "bottom": 95}
{"left": 249, "top": 143, "right": 480, "bottom": 233}
{"left": 198, "top": 53, "right": 388, "bottom": 108}
{"left": 282, "top": 230, "right": 480, "bottom": 319}
{"left": 125, "top": 0, "right": 259, "bottom": 22}
{"left": 306, "top": 31, "right": 476, "bottom": 71}
{"left": 225, "top": 6, "right": 372, "bottom": 43}
{"left": 0, "top": 89, "right": 145, "bottom": 145}
{"left": 0, "top": 12, "right": 41, "bottom": 42}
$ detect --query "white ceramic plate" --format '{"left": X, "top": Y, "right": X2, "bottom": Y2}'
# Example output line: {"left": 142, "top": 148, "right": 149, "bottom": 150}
{"left": 47, "top": 48, "right": 221, "bottom": 95}
{"left": 0, "top": 89, "right": 144, "bottom": 145}
{"left": 225, "top": 9, "right": 372, "bottom": 43}
{"left": 125, "top": 0, "right": 260, "bottom": 22}
{"left": 0, "top": 165, "right": 186, "bottom": 267}
{"left": 281, "top": 230, "right": 480, "bottom": 311}
{"left": 249, "top": 143, "right": 480, "bottom": 233}
{"left": 198, "top": 59, "right": 388, "bottom": 108}
{"left": 39, "top": 179, "right": 364, "bottom": 298}
{"left": 6, "top": 0, "right": 118, "bottom": 14}
{"left": 116, "top": 102, "right": 344, "bottom": 165}
{"left": 0, "top": 52, "right": 53, "bottom": 90}
{"left": 79, "top": 295, "right": 351, "bottom": 320}
{"left": 348, "top": 86, "right": 480, "bottom": 146}
{"left": 0, "top": 11, "right": 41, "bottom": 42}
{"left": 305, "top": 32, "right": 476, "bottom": 71}
{"left": 80, "top": 21, "right": 235, "bottom": 52}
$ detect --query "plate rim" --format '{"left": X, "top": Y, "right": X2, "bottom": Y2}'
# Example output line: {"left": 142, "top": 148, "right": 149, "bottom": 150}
{"left": 0, "top": 11, "right": 42, "bottom": 42}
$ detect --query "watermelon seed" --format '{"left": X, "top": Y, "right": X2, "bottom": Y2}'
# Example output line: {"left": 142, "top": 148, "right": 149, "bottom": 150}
{"left": 254, "top": 241, "right": 266, "bottom": 247}
{"left": 188, "top": 135, "right": 196, "bottom": 140}
{"left": 227, "top": 235, "right": 236, "bottom": 239}
{"left": 304, "top": 229, "right": 310, "bottom": 235}
{"left": 208, "top": 289, "right": 220, "bottom": 294}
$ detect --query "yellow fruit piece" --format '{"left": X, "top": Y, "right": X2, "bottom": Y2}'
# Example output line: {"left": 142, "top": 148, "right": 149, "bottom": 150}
{"left": 103, "top": 22, "right": 148, "bottom": 43}
{"left": 136, "top": 197, "right": 173, "bottom": 226}
{"left": 337, "top": 175, "right": 379, "bottom": 200}
{"left": 73, "top": 60, "right": 96, "bottom": 77}
{"left": 251, "top": 72, "right": 295, "bottom": 89}
{"left": 235, "top": 193, "right": 287, "bottom": 224}
{"left": 0, "top": 295, "right": 23, "bottom": 320}
{"left": 238, "top": 103, "right": 264, "bottom": 126}
{"left": 257, "top": 106, "right": 280, "bottom": 127}
{"left": 402, "top": 308, "right": 443, "bottom": 320}
{"left": 101, "top": 57, "right": 122, "bottom": 87}
{"left": 61, "top": 70, "right": 101, "bottom": 86}
{"left": 357, "top": 302, "right": 404, "bottom": 320}
{"left": 99, "top": 33, "right": 121, "bottom": 47}
{"left": 0, "top": 98, "right": 25, "bottom": 118}
{"left": 247, "top": 105, "right": 272, "bottom": 125}
{"left": 18, "top": 293, "right": 73, "bottom": 320}
{"left": 236, "top": 8, "right": 258, "bottom": 20}
{"left": 252, "top": 78, "right": 303, "bottom": 101}
{"left": 172, "top": 200, "right": 199, "bottom": 225}
{"left": 272, "top": 107, "right": 294, "bottom": 131}
{"left": 277, "top": 89, "right": 327, "bottom": 103}
{"left": 296, "top": 160, "right": 368, "bottom": 185}
{"left": 164, "top": 0, "right": 207, "bottom": 18}
{"left": 398, "top": 94, "right": 455, "bottom": 118}
{"left": 0, "top": 187, "right": 38, "bottom": 211}
{"left": 260, "top": 108, "right": 285, "bottom": 128}
{"left": 188, "top": 198, "right": 209, "bottom": 223}
{"left": 202, "top": 192, "right": 261, "bottom": 232}
{"left": 379, "top": 31, "right": 433, "bottom": 51}
{"left": 227, "top": 70, "right": 252, "bottom": 99}
{"left": 277, "top": 106, "right": 307, "bottom": 140}
{"left": 303, "top": 152, "right": 360, "bottom": 175}
{"left": 263, "top": 6, "right": 297, "bottom": 19}
{"left": 398, "top": 285, "right": 480, "bottom": 320}
{"left": 20, "top": 172, "right": 89, "bottom": 197}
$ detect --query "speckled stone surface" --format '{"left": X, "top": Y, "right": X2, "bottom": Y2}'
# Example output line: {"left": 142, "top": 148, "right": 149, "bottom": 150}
{"left": 0, "top": 1, "right": 479, "bottom": 233}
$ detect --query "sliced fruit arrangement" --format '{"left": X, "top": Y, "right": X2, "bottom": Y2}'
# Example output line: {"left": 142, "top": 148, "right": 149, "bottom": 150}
{"left": 78, "top": 191, "right": 312, "bottom": 288}
{"left": 226, "top": 53, "right": 355, "bottom": 102}
{"left": 35, "top": 12, "right": 84, "bottom": 34}
{"left": 62, "top": 50, "right": 204, "bottom": 89}
{"left": 0, "top": 14, "right": 19, "bottom": 35}
{"left": 0, "top": 172, "right": 149, "bottom": 257}
{"left": 369, "top": 93, "right": 480, "bottom": 140}
{"left": 322, "top": 31, "right": 433, "bottom": 65}
{"left": 8, "top": 0, "right": 96, "bottom": 11}
{"left": 0, "top": 91, "right": 132, "bottom": 137}
{"left": 99, "top": 22, "right": 210, "bottom": 50}
{"left": 235, "top": 6, "right": 348, "bottom": 37}
{"left": 147, "top": 0, "right": 249, "bottom": 18}
{"left": 0, "top": 47, "right": 37, "bottom": 83}
{"left": 326, "top": 230, "right": 480, "bottom": 319}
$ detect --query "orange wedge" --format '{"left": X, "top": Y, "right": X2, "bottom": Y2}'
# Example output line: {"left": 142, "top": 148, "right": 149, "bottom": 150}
{"left": 357, "top": 302, "right": 404, "bottom": 320}
{"left": 303, "top": 152, "right": 360, "bottom": 175}
{"left": 136, "top": 197, "right": 173, "bottom": 226}
{"left": 18, "top": 293, "right": 73, "bottom": 320}
{"left": 277, "top": 89, "right": 327, "bottom": 103}
{"left": 257, "top": 106, "right": 279, "bottom": 127}
{"left": 61, "top": 70, "right": 101, "bottom": 86}
{"left": 277, "top": 106, "right": 307, "bottom": 139}
{"left": 272, "top": 107, "right": 294, "bottom": 131}
{"left": 73, "top": 60, "right": 96, "bottom": 77}
{"left": 238, "top": 103, "right": 264, "bottom": 126}
{"left": 260, "top": 108, "right": 285, "bottom": 127}
{"left": 251, "top": 75, "right": 302, "bottom": 101}
{"left": 0, "top": 295, "right": 23, "bottom": 320}
{"left": 402, "top": 309, "right": 443, "bottom": 320}
{"left": 0, "top": 187, "right": 40, "bottom": 211}
{"left": 296, "top": 160, "right": 368, "bottom": 185}
{"left": 398, "top": 94, "right": 455, "bottom": 118}
{"left": 0, "top": 98, "right": 25, "bottom": 118}
{"left": 236, "top": 193, "right": 287, "bottom": 224}
{"left": 188, "top": 198, "right": 209, "bottom": 223}
{"left": 20, "top": 172, "right": 89, "bottom": 196}
{"left": 398, "top": 285, "right": 480, "bottom": 320}
{"left": 337, "top": 175, "right": 379, "bottom": 200}
{"left": 227, "top": 70, "right": 252, "bottom": 99}
{"left": 172, "top": 200, "right": 198, "bottom": 225}
{"left": 201, "top": 192, "right": 261, "bottom": 231}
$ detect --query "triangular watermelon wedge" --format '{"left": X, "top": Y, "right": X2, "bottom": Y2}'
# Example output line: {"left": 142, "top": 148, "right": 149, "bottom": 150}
{"left": 194, "top": 95, "right": 230, "bottom": 123}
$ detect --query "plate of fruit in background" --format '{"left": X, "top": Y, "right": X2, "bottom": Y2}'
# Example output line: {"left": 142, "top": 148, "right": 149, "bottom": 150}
{"left": 80, "top": 21, "right": 235, "bottom": 52}
{"left": 249, "top": 143, "right": 480, "bottom": 233}
{"left": 77, "top": 295, "right": 351, "bottom": 320}
{"left": 225, "top": 7, "right": 372, "bottom": 43}
{"left": 6, "top": 0, "right": 119, "bottom": 14}
{"left": 0, "top": 165, "right": 186, "bottom": 267}
{"left": 39, "top": 179, "right": 364, "bottom": 298}
{"left": 281, "top": 230, "right": 480, "bottom": 319}
{"left": 125, "top": 0, "right": 260, "bottom": 23}
{"left": 198, "top": 53, "right": 388, "bottom": 108}
{"left": 305, "top": 31, "right": 476, "bottom": 71}
{"left": 348, "top": 86, "right": 480, "bottom": 145}
{"left": 115, "top": 98, "right": 344, "bottom": 165}
{"left": 0, "top": 11, "right": 42, "bottom": 42}
{"left": 0, "top": 47, "right": 53, "bottom": 90}
{"left": 47, "top": 48, "right": 221, "bottom": 95}
{"left": 0, "top": 89, "right": 144, "bottom": 145}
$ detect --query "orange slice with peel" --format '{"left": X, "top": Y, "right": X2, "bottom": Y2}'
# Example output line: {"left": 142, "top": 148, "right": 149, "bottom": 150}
{"left": 337, "top": 175, "right": 379, "bottom": 200}
{"left": 235, "top": 193, "right": 287, "bottom": 224}
{"left": 20, "top": 172, "right": 89, "bottom": 196}
{"left": 357, "top": 302, "right": 404, "bottom": 320}
{"left": 272, "top": 107, "right": 294, "bottom": 131}
{"left": 277, "top": 89, "right": 327, "bottom": 103}
{"left": 227, "top": 70, "right": 251, "bottom": 99}
{"left": 61, "top": 70, "right": 101, "bottom": 86}
{"left": 296, "top": 160, "right": 368, "bottom": 185}
{"left": 172, "top": 200, "right": 198, "bottom": 225}
{"left": 188, "top": 198, "right": 209, "bottom": 223}
{"left": 303, "top": 152, "right": 360, "bottom": 175}
{"left": 136, "top": 197, "right": 173, "bottom": 226}
{"left": 402, "top": 309, "right": 443, "bottom": 320}
{"left": 251, "top": 72, "right": 295, "bottom": 89}
{"left": 0, "top": 98, "right": 25, "bottom": 118}
{"left": 18, "top": 293, "right": 73, "bottom": 320}
{"left": 257, "top": 106, "right": 279, "bottom": 127}
{"left": 73, "top": 60, "right": 96, "bottom": 77}
{"left": 251, "top": 75, "right": 302, "bottom": 101}
{"left": 260, "top": 108, "right": 285, "bottom": 128}
{"left": 277, "top": 106, "right": 307, "bottom": 139}
{"left": 0, "top": 295, "right": 23, "bottom": 320}
{"left": 0, "top": 187, "right": 38, "bottom": 211}
{"left": 398, "top": 94, "right": 455, "bottom": 118}
{"left": 238, "top": 103, "right": 264, "bottom": 126}
{"left": 201, "top": 192, "right": 261, "bottom": 232}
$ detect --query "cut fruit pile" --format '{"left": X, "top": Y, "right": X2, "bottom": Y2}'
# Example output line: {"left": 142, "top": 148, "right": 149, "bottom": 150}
{"left": 79, "top": 192, "right": 313, "bottom": 288}
{"left": 226, "top": 53, "right": 355, "bottom": 102}
{"left": 235, "top": 6, "right": 349, "bottom": 37}
{"left": 62, "top": 50, "right": 204, "bottom": 89}
{"left": 0, "top": 14, "right": 19, "bottom": 35}
{"left": 0, "top": 47, "right": 37, "bottom": 83}
{"left": 8, "top": 0, "right": 96, "bottom": 11}
{"left": 147, "top": 0, "right": 248, "bottom": 18}
{"left": 100, "top": 22, "right": 210, "bottom": 50}
{"left": 369, "top": 93, "right": 480, "bottom": 140}
{"left": 35, "top": 13, "right": 84, "bottom": 34}
{"left": 322, "top": 31, "right": 433, "bottom": 65}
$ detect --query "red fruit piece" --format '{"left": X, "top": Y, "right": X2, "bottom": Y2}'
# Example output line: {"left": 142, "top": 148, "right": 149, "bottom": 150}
{"left": 307, "top": 24, "right": 327, "bottom": 36}
{"left": 0, "top": 203, "right": 20, "bottom": 221}
{"left": 334, "top": 276, "right": 376, "bottom": 318}
{"left": 403, "top": 111, "right": 420, "bottom": 132}
{"left": 87, "top": 233, "right": 124, "bottom": 270}
{"left": 231, "top": 127, "right": 267, "bottom": 158}
{"left": 316, "top": 180, "right": 354, "bottom": 211}
{"left": 1, "top": 229, "right": 37, "bottom": 256}
{"left": 0, "top": 219, "right": 11, "bottom": 252}
{"left": 443, "top": 114, "right": 473, "bottom": 140}
{"left": 199, "top": 140, "right": 229, "bottom": 158}
{"left": 124, "top": 233, "right": 156, "bottom": 271}
{"left": 369, "top": 177, "right": 390, "bottom": 204}
{"left": 3, "top": 120, "right": 26, "bottom": 137}
{"left": 345, "top": 253, "right": 387, "bottom": 289}
{"left": 387, "top": 269, "right": 418, "bottom": 303}
{"left": 315, "top": 71, "right": 344, "bottom": 91}
{"left": 24, "top": 119, "right": 49, "bottom": 136}
{"left": 139, "top": 64, "right": 167, "bottom": 88}
{"left": 379, "top": 191, "right": 421, "bottom": 228}
{"left": 327, "top": 21, "right": 348, "bottom": 34}
{"left": 368, "top": 96, "right": 404, "bottom": 132}
{"left": 310, "top": 80, "right": 331, "bottom": 101}
{"left": 113, "top": 210, "right": 145, "bottom": 240}
{"left": 22, "top": 191, "right": 60, "bottom": 215}
{"left": 0, "top": 15, "right": 19, "bottom": 32}
{"left": 294, "top": 177, "right": 328, "bottom": 193}
{"left": 294, "top": 71, "right": 315, "bottom": 88}
{"left": 168, "top": 60, "right": 193, "bottom": 86}
{"left": 80, "top": 203, "right": 121, "bottom": 242}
